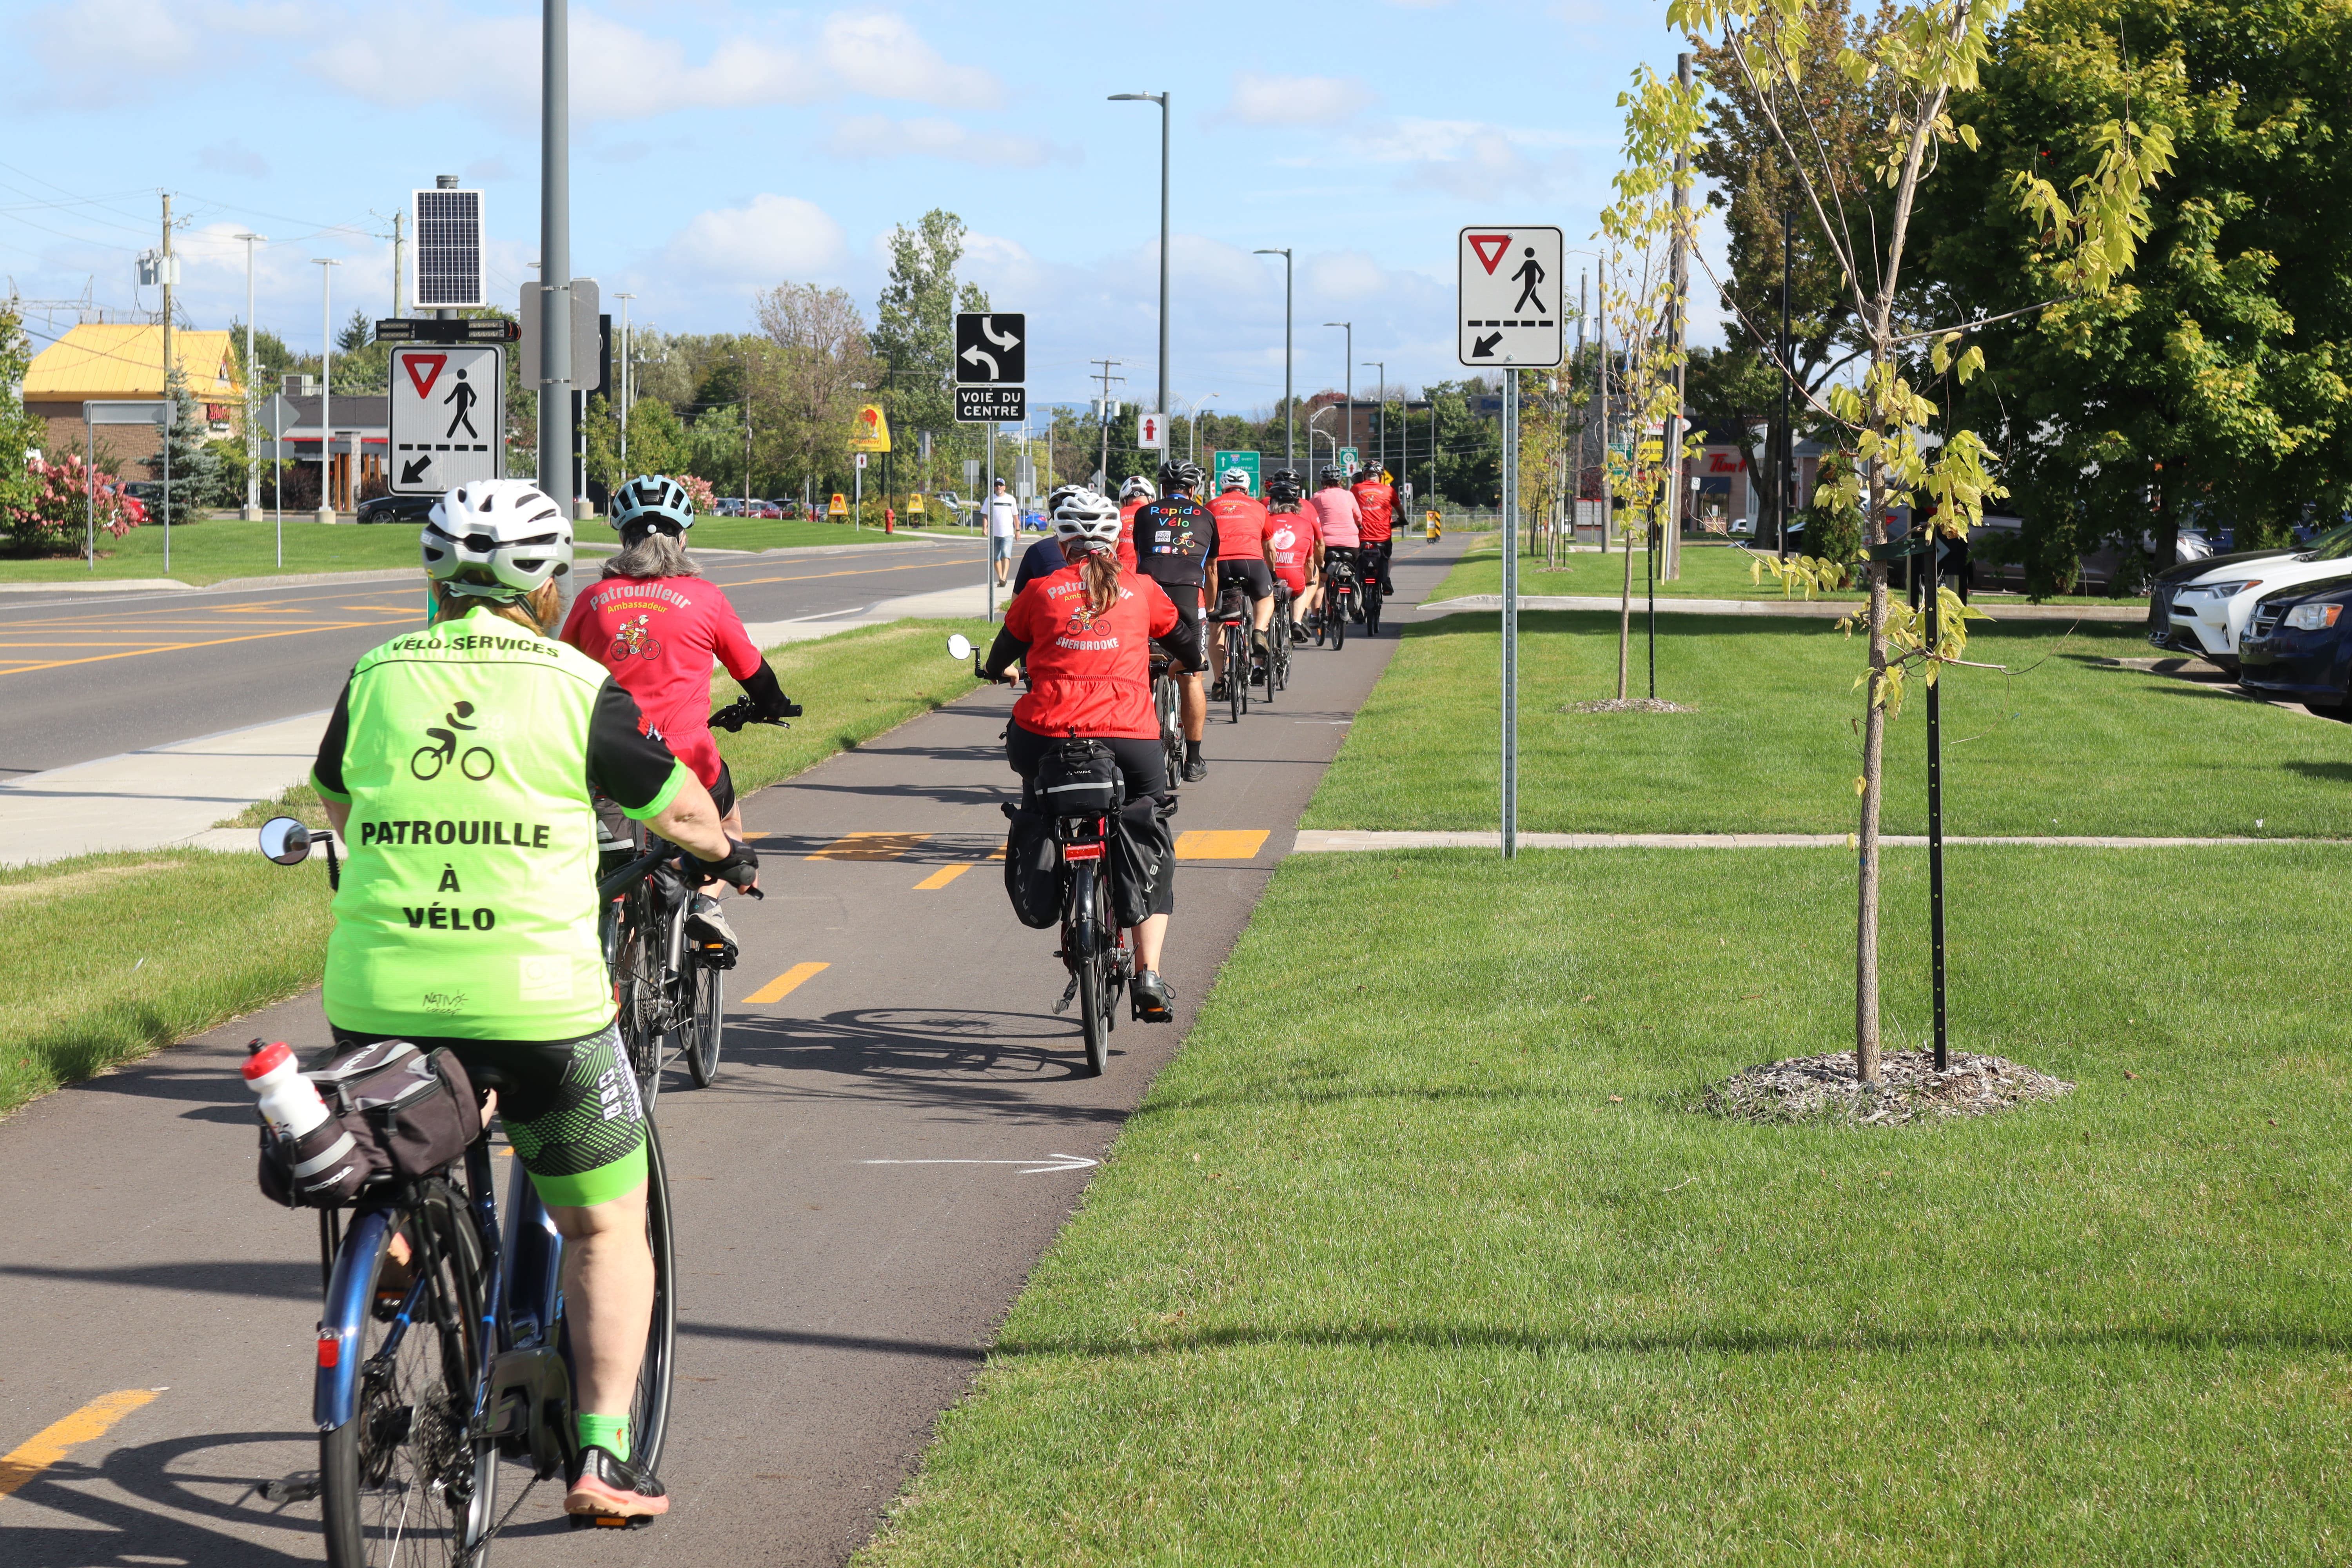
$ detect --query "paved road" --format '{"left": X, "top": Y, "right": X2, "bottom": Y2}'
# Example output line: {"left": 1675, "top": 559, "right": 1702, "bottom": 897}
{"left": 0, "top": 537, "right": 1462, "bottom": 1566}
{"left": 0, "top": 537, "right": 990, "bottom": 777}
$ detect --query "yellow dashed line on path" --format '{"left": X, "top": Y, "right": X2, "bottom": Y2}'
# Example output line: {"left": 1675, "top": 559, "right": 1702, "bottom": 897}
{"left": 807, "top": 832, "right": 933, "bottom": 861}
{"left": 1175, "top": 830, "right": 1271, "bottom": 860}
{"left": 913, "top": 863, "right": 973, "bottom": 890}
{"left": 744, "top": 962, "right": 829, "bottom": 1005}
{"left": 0, "top": 1388, "right": 164, "bottom": 1498}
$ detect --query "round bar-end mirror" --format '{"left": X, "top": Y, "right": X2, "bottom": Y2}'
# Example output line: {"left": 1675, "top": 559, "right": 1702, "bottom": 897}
{"left": 259, "top": 816, "right": 314, "bottom": 866}
{"left": 946, "top": 633, "right": 974, "bottom": 661}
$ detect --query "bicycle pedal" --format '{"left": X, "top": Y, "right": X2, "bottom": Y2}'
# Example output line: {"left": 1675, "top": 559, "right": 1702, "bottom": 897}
{"left": 570, "top": 1512, "right": 656, "bottom": 1531}
{"left": 257, "top": 1472, "right": 321, "bottom": 1504}
{"left": 695, "top": 939, "right": 737, "bottom": 971}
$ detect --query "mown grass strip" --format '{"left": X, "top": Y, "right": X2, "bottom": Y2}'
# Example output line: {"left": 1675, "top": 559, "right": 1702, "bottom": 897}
{"left": 859, "top": 846, "right": 2352, "bottom": 1566}
{"left": 5, "top": 617, "right": 986, "bottom": 1118}
{"left": 1309, "top": 610, "right": 2352, "bottom": 840}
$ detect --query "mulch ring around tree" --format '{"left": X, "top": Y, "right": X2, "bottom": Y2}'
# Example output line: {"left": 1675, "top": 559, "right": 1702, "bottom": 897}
{"left": 1692, "top": 1049, "right": 2073, "bottom": 1127}
{"left": 1568, "top": 697, "right": 1696, "bottom": 713}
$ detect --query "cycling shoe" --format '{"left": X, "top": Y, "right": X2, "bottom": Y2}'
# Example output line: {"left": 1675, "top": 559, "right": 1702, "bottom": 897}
{"left": 685, "top": 894, "right": 739, "bottom": 970}
{"left": 565, "top": 1445, "right": 669, "bottom": 1524}
{"left": 1131, "top": 969, "right": 1175, "bottom": 1023}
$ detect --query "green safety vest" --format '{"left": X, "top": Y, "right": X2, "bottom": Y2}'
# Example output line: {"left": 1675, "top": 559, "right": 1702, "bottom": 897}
{"left": 317, "top": 606, "right": 669, "bottom": 1040}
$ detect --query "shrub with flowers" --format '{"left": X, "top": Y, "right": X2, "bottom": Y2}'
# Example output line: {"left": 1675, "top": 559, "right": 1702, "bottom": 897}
{"left": 5, "top": 455, "right": 145, "bottom": 556}
{"left": 679, "top": 474, "right": 718, "bottom": 517}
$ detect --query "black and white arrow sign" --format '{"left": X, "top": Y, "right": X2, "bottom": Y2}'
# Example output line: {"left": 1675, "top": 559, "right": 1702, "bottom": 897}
{"left": 954, "top": 312, "right": 1026, "bottom": 385}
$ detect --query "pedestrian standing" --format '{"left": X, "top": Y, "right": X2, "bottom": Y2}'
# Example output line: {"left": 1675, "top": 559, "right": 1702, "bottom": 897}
{"left": 985, "top": 477, "right": 1019, "bottom": 586}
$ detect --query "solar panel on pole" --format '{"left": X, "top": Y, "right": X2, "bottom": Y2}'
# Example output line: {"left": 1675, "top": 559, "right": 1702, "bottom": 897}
{"left": 412, "top": 188, "right": 485, "bottom": 309}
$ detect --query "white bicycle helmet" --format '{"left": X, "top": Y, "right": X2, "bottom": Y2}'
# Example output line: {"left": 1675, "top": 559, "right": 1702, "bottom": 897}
{"left": 1119, "top": 474, "right": 1155, "bottom": 502}
{"left": 1049, "top": 486, "right": 1122, "bottom": 550}
{"left": 423, "top": 480, "right": 573, "bottom": 600}
{"left": 1220, "top": 467, "right": 1252, "bottom": 493}
{"left": 609, "top": 474, "right": 695, "bottom": 539}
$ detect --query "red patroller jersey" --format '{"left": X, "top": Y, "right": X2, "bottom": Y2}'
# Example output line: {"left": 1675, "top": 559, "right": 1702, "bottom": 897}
{"left": 1352, "top": 479, "right": 1396, "bottom": 543}
{"left": 560, "top": 573, "right": 763, "bottom": 787}
{"left": 1005, "top": 564, "right": 1179, "bottom": 740}
{"left": 1267, "top": 511, "right": 1315, "bottom": 592}
{"left": 1208, "top": 492, "right": 1271, "bottom": 560}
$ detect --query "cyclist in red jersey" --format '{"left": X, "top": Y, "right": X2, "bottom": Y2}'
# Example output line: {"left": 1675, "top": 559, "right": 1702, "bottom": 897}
{"left": 978, "top": 487, "right": 1194, "bottom": 1022}
{"left": 1205, "top": 467, "right": 1277, "bottom": 699}
{"left": 1351, "top": 465, "right": 1397, "bottom": 609}
{"left": 561, "top": 474, "right": 798, "bottom": 955}
{"left": 1264, "top": 469, "right": 1321, "bottom": 639}
{"left": 1116, "top": 474, "right": 1153, "bottom": 572}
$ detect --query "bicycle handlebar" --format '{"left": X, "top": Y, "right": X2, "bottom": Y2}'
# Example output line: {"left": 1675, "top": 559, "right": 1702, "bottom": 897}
{"left": 599, "top": 840, "right": 766, "bottom": 902}
{"left": 709, "top": 696, "right": 802, "bottom": 733}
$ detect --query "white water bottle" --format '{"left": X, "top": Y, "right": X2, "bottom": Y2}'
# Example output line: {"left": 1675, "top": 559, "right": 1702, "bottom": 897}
{"left": 242, "top": 1040, "right": 332, "bottom": 1140}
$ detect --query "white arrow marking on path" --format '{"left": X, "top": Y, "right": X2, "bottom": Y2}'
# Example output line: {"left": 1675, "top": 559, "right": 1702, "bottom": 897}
{"left": 960, "top": 344, "right": 1000, "bottom": 381}
{"left": 982, "top": 316, "right": 1020, "bottom": 351}
{"left": 863, "top": 1154, "right": 1098, "bottom": 1176}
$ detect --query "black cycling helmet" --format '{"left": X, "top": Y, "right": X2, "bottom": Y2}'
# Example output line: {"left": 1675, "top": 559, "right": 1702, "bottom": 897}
{"left": 610, "top": 474, "right": 696, "bottom": 541}
{"left": 1158, "top": 458, "right": 1205, "bottom": 494}
{"left": 1266, "top": 469, "right": 1304, "bottom": 505}
{"left": 1352, "top": 466, "right": 1380, "bottom": 486}
{"left": 1318, "top": 464, "right": 1347, "bottom": 487}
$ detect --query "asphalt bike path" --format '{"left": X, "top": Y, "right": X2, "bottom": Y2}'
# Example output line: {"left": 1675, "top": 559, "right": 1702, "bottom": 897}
{"left": 0, "top": 535, "right": 1464, "bottom": 1566}
{"left": 0, "top": 538, "right": 988, "bottom": 777}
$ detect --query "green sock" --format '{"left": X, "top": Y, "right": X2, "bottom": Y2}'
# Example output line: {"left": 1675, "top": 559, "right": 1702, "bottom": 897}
{"left": 577, "top": 1412, "right": 630, "bottom": 1463}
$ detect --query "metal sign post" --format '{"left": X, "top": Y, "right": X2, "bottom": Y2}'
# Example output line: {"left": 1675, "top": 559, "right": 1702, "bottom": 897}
{"left": 258, "top": 392, "right": 299, "bottom": 553}
{"left": 1500, "top": 372, "right": 1519, "bottom": 858}
{"left": 985, "top": 423, "right": 997, "bottom": 621}
{"left": 1926, "top": 535, "right": 1949, "bottom": 1071}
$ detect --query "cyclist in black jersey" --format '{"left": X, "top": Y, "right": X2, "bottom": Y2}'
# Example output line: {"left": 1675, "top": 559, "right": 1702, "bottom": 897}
{"left": 1132, "top": 459, "right": 1215, "bottom": 782}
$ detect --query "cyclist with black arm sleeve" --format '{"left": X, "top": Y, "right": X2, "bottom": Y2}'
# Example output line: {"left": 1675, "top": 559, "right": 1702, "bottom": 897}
{"left": 1132, "top": 459, "right": 1215, "bottom": 781}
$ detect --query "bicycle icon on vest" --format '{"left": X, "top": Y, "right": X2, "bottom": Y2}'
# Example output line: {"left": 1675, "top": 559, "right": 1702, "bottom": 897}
{"left": 608, "top": 613, "right": 662, "bottom": 663}
{"left": 411, "top": 701, "right": 497, "bottom": 781}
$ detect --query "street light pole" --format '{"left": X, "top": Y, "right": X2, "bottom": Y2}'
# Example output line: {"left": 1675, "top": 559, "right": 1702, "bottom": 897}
{"left": 614, "top": 290, "right": 633, "bottom": 472}
{"left": 538, "top": 0, "right": 574, "bottom": 514}
{"left": 237, "top": 232, "right": 265, "bottom": 524}
{"left": 1362, "top": 359, "right": 1386, "bottom": 480}
{"left": 1109, "top": 91, "right": 1171, "bottom": 423}
{"left": 312, "top": 257, "right": 339, "bottom": 522}
{"left": 1324, "top": 322, "right": 1352, "bottom": 465}
{"left": 1253, "top": 248, "right": 1293, "bottom": 474}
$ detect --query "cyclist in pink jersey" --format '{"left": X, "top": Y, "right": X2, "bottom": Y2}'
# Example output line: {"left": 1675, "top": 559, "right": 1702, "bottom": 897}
{"left": 562, "top": 474, "right": 798, "bottom": 954}
{"left": 1305, "top": 466, "right": 1364, "bottom": 633}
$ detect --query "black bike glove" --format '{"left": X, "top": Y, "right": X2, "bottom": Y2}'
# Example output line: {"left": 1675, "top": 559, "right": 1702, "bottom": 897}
{"left": 691, "top": 838, "right": 760, "bottom": 890}
{"left": 739, "top": 662, "right": 803, "bottom": 719}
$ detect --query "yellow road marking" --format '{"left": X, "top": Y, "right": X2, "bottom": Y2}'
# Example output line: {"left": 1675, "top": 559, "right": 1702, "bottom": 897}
{"left": 0, "top": 618, "right": 412, "bottom": 678}
{"left": 1175, "top": 829, "right": 1271, "bottom": 860}
{"left": 807, "top": 832, "right": 933, "bottom": 861}
{"left": 914, "top": 864, "right": 973, "bottom": 890}
{"left": 0, "top": 1388, "right": 164, "bottom": 1498}
{"left": 744, "top": 961, "right": 829, "bottom": 1005}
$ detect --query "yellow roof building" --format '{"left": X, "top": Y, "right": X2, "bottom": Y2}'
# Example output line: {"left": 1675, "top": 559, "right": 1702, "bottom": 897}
{"left": 23, "top": 324, "right": 243, "bottom": 406}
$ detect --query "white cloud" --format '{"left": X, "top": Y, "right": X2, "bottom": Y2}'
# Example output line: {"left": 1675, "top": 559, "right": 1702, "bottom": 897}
{"left": 35, "top": 0, "right": 192, "bottom": 71}
{"left": 1225, "top": 73, "right": 1375, "bottom": 127}
{"left": 1304, "top": 252, "right": 1387, "bottom": 303}
{"left": 823, "top": 115, "right": 1067, "bottom": 168}
{"left": 1348, "top": 118, "right": 1581, "bottom": 201}
{"left": 815, "top": 11, "right": 999, "bottom": 110}
{"left": 663, "top": 194, "right": 848, "bottom": 287}
{"left": 198, "top": 140, "right": 269, "bottom": 178}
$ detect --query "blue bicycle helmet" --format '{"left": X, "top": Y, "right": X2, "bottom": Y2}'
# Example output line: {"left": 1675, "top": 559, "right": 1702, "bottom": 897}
{"left": 610, "top": 474, "right": 696, "bottom": 541}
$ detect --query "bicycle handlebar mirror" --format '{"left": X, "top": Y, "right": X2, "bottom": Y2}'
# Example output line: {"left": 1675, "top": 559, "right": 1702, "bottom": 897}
{"left": 946, "top": 633, "right": 974, "bottom": 661}
{"left": 258, "top": 815, "right": 313, "bottom": 866}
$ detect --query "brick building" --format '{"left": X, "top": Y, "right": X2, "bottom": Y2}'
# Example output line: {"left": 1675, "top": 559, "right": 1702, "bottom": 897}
{"left": 23, "top": 324, "right": 243, "bottom": 466}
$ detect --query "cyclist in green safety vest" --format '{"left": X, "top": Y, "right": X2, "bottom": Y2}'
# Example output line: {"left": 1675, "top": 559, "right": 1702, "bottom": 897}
{"left": 309, "top": 478, "right": 757, "bottom": 1524}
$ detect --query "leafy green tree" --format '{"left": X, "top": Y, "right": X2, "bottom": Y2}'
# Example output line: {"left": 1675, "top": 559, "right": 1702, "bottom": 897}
{"left": 1421, "top": 380, "right": 1503, "bottom": 505}
{"left": 0, "top": 307, "right": 43, "bottom": 517}
{"left": 150, "top": 370, "right": 221, "bottom": 522}
{"left": 1683, "top": 343, "right": 1783, "bottom": 520}
{"left": 1911, "top": 0, "right": 2352, "bottom": 585}
{"left": 871, "top": 209, "right": 989, "bottom": 474}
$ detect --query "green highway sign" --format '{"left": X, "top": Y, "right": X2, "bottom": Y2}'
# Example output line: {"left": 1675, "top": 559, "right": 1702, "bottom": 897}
{"left": 1337, "top": 446, "right": 1360, "bottom": 475}
{"left": 1210, "top": 449, "right": 1262, "bottom": 497}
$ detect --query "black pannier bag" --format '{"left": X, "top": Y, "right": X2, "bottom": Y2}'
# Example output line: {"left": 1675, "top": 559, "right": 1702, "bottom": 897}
{"left": 1108, "top": 795, "right": 1176, "bottom": 929}
{"left": 1035, "top": 737, "right": 1123, "bottom": 817}
{"left": 258, "top": 1039, "right": 482, "bottom": 1209}
{"left": 1002, "top": 800, "right": 1062, "bottom": 928}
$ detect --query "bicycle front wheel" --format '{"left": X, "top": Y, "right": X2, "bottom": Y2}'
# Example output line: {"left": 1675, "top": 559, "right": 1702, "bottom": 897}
{"left": 681, "top": 960, "right": 723, "bottom": 1088}
{"left": 631, "top": 1120, "right": 679, "bottom": 1470}
{"left": 320, "top": 1184, "right": 494, "bottom": 1568}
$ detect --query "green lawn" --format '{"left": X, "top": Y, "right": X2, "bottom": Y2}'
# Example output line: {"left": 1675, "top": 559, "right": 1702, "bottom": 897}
{"left": 0, "top": 513, "right": 921, "bottom": 587}
{"left": 861, "top": 846, "right": 2352, "bottom": 1567}
{"left": 1431, "top": 534, "right": 2145, "bottom": 608}
{"left": 10, "top": 617, "right": 985, "bottom": 1118}
{"left": 1305, "top": 610, "right": 2352, "bottom": 840}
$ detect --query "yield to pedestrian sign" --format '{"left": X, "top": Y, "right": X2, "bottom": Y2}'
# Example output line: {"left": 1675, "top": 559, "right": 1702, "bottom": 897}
{"left": 390, "top": 344, "right": 502, "bottom": 493}
{"left": 1458, "top": 226, "right": 1563, "bottom": 368}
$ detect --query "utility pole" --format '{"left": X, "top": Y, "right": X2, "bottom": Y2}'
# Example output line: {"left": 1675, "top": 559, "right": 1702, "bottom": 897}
{"left": 391, "top": 208, "right": 406, "bottom": 319}
{"left": 238, "top": 232, "right": 265, "bottom": 522}
{"left": 1090, "top": 358, "right": 1123, "bottom": 481}
{"left": 158, "top": 191, "right": 174, "bottom": 533}
{"left": 614, "top": 291, "right": 633, "bottom": 470}
{"left": 312, "top": 258, "right": 340, "bottom": 521}
{"left": 1325, "top": 322, "right": 1352, "bottom": 463}
{"left": 537, "top": 0, "right": 574, "bottom": 514}
{"left": 1108, "top": 92, "right": 1171, "bottom": 425}
{"left": 1253, "top": 248, "right": 1293, "bottom": 473}
{"left": 1662, "top": 51, "right": 1692, "bottom": 581}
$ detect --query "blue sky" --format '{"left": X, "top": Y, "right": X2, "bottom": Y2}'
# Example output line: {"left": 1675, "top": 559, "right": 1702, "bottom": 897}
{"left": 4, "top": 0, "right": 1715, "bottom": 412}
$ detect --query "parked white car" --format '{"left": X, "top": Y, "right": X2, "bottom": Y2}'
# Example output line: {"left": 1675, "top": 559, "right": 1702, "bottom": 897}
{"left": 2160, "top": 534, "right": 2352, "bottom": 670}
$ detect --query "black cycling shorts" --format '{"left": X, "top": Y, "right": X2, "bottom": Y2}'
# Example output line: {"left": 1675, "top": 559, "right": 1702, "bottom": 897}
{"left": 708, "top": 760, "right": 737, "bottom": 820}
{"left": 329, "top": 1021, "right": 646, "bottom": 1208}
{"left": 1005, "top": 725, "right": 1174, "bottom": 918}
{"left": 1149, "top": 579, "right": 1207, "bottom": 673}
{"left": 1216, "top": 558, "right": 1275, "bottom": 602}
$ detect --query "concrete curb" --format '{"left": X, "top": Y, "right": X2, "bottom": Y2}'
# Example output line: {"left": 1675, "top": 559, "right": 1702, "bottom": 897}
{"left": 1291, "top": 829, "right": 2330, "bottom": 851}
{"left": 1415, "top": 594, "right": 2151, "bottom": 623}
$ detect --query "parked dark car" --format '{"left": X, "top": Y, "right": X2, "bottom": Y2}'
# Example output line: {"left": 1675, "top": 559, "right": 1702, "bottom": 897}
{"left": 2147, "top": 521, "right": 2352, "bottom": 656}
{"left": 357, "top": 492, "right": 438, "bottom": 526}
{"left": 2237, "top": 575, "right": 2352, "bottom": 707}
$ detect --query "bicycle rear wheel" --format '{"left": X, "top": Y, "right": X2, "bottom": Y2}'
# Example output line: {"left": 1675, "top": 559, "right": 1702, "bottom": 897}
{"left": 630, "top": 1120, "right": 678, "bottom": 1469}
{"left": 1225, "top": 626, "right": 1246, "bottom": 722}
{"left": 680, "top": 960, "right": 723, "bottom": 1089}
{"left": 1365, "top": 580, "right": 1383, "bottom": 636}
{"left": 606, "top": 900, "right": 662, "bottom": 1114}
{"left": 320, "top": 1184, "right": 494, "bottom": 1568}
{"left": 1332, "top": 590, "right": 1349, "bottom": 649}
